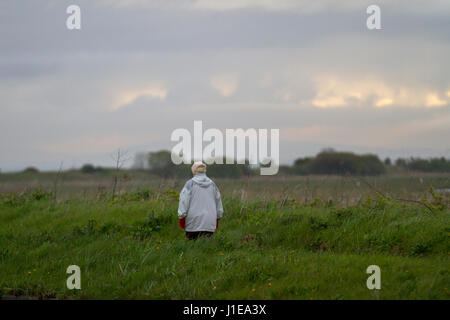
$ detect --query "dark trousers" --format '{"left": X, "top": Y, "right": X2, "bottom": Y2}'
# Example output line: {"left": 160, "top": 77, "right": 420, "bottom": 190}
{"left": 185, "top": 231, "right": 214, "bottom": 240}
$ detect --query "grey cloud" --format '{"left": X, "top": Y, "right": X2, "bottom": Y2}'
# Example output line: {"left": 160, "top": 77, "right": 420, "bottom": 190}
{"left": 0, "top": 1, "right": 449, "bottom": 171}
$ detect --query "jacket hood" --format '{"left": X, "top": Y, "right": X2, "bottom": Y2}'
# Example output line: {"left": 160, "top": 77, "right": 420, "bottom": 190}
{"left": 192, "top": 173, "right": 213, "bottom": 188}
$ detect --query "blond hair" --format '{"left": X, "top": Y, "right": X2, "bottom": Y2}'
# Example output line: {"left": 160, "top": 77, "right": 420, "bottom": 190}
{"left": 191, "top": 161, "right": 206, "bottom": 175}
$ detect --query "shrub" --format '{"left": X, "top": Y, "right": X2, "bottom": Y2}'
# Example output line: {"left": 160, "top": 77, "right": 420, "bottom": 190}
{"left": 81, "top": 164, "right": 107, "bottom": 174}
{"left": 81, "top": 164, "right": 96, "bottom": 173}
{"left": 23, "top": 167, "right": 39, "bottom": 173}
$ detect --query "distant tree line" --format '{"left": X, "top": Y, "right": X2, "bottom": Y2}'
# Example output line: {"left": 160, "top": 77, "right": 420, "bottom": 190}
{"left": 130, "top": 149, "right": 389, "bottom": 178}
{"left": 135, "top": 150, "right": 252, "bottom": 179}
{"left": 71, "top": 149, "right": 450, "bottom": 178}
{"left": 393, "top": 157, "right": 450, "bottom": 173}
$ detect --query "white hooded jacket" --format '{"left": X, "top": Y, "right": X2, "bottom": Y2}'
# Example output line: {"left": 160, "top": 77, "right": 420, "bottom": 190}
{"left": 178, "top": 173, "right": 223, "bottom": 232}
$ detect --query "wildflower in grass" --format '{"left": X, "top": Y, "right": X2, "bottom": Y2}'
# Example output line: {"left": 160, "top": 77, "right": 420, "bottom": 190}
{"left": 28, "top": 271, "right": 31, "bottom": 275}
{"left": 252, "top": 288, "right": 256, "bottom": 292}
{"left": 156, "top": 246, "right": 160, "bottom": 250}
{"left": 268, "top": 282, "right": 272, "bottom": 287}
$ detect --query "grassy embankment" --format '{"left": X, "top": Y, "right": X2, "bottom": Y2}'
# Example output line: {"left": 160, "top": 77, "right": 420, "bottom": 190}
{"left": 0, "top": 178, "right": 449, "bottom": 299}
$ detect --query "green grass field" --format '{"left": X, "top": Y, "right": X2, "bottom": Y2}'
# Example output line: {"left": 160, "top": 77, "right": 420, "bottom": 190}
{"left": 0, "top": 173, "right": 449, "bottom": 299}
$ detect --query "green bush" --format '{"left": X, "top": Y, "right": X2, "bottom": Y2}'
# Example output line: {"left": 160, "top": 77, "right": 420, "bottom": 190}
{"left": 292, "top": 150, "right": 386, "bottom": 176}
{"left": 23, "top": 167, "right": 39, "bottom": 174}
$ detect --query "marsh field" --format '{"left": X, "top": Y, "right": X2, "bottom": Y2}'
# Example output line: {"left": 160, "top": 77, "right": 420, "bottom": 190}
{"left": 0, "top": 171, "right": 449, "bottom": 299}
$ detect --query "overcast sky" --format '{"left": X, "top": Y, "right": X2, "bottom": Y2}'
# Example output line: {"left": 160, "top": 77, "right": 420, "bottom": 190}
{"left": 1, "top": 0, "right": 449, "bottom": 171}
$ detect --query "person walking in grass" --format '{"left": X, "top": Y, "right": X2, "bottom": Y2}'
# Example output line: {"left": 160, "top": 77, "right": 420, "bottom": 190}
{"left": 178, "top": 161, "right": 223, "bottom": 240}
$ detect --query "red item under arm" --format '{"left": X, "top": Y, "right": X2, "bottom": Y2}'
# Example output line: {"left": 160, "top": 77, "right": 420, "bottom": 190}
{"left": 216, "top": 219, "right": 219, "bottom": 230}
{"left": 179, "top": 218, "right": 186, "bottom": 230}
